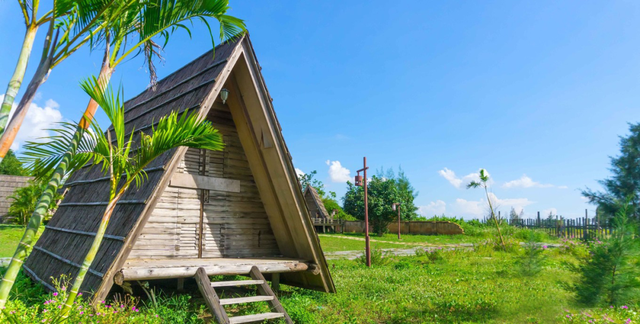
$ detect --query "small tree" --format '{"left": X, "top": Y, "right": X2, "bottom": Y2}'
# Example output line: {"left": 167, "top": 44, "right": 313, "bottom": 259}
{"left": 573, "top": 200, "right": 640, "bottom": 306}
{"left": 343, "top": 176, "right": 399, "bottom": 235}
{"left": 7, "top": 180, "right": 62, "bottom": 225}
{"left": 298, "top": 170, "right": 326, "bottom": 197}
{"left": 467, "top": 169, "right": 506, "bottom": 249}
{"left": 583, "top": 123, "right": 640, "bottom": 220}
{"left": 0, "top": 150, "right": 27, "bottom": 176}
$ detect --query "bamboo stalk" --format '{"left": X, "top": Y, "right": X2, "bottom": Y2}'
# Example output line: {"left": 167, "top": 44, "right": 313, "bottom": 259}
{"left": 0, "top": 26, "right": 38, "bottom": 135}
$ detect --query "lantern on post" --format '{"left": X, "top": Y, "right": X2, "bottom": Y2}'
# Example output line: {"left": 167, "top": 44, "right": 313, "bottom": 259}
{"left": 355, "top": 158, "right": 370, "bottom": 267}
{"left": 355, "top": 173, "right": 363, "bottom": 186}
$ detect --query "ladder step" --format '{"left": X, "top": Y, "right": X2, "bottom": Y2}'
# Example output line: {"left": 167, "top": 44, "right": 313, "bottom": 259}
{"left": 219, "top": 295, "right": 274, "bottom": 305}
{"left": 229, "top": 312, "right": 285, "bottom": 324}
{"left": 210, "top": 280, "right": 265, "bottom": 288}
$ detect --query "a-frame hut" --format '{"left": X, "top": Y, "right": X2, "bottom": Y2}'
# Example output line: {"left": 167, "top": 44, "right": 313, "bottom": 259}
{"left": 24, "top": 35, "right": 335, "bottom": 304}
{"left": 303, "top": 186, "right": 330, "bottom": 220}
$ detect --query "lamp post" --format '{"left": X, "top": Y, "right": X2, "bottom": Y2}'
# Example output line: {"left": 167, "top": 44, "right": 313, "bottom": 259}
{"left": 355, "top": 157, "right": 370, "bottom": 267}
{"left": 392, "top": 202, "right": 401, "bottom": 240}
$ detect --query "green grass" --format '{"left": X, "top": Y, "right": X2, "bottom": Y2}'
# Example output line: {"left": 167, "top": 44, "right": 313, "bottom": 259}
{"left": 318, "top": 235, "right": 414, "bottom": 252}
{"left": 2, "top": 225, "right": 630, "bottom": 323}
{"left": 0, "top": 225, "right": 28, "bottom": 258}
{"left": 253, "top": 248, "right": 579, "bottom": 323}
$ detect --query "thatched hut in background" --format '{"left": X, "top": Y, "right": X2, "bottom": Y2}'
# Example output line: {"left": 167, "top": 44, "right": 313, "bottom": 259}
{"left": 24, "top": 35, "right": 335, "bottom": 311}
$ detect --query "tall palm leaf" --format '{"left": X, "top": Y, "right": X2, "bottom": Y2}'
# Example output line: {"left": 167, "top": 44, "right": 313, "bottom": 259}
{"left": 0, "top": 0, "right": 113, "bottom": 137}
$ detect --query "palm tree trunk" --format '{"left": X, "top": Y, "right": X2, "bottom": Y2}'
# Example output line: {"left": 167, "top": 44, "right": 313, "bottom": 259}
{"left": 61, "top": 192, "right": 122, "bottom": 316}
{"left": 0, "top": 58, "right": 51, "bottom": 164}
{"left": 0, "top": 131, "right": 74, "bottom": 309}
{"left": 0, "top": 56, "right": 112, "bottom": 308}
{"left": 0, "top": 26, "right": 39, "bottom": 136}
{"left": 485, "top": 186, "right": 506, "bottom": 248}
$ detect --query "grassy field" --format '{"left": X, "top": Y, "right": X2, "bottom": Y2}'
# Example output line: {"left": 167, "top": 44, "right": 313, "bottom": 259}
{"left": 0, "top": 225, "right": 27, "bottom": 258}
{"left": 4, "top": 226, "right": 636, "bottom": 323}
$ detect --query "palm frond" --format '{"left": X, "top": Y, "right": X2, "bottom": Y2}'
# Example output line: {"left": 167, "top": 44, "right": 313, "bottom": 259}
{"left": 22, "top": 122, "right": 99, "bottom": 181}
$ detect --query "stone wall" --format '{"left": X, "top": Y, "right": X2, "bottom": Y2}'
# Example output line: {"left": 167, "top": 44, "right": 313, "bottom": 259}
{"left": 0, "top": 175, "right": 32, "bottom": 222}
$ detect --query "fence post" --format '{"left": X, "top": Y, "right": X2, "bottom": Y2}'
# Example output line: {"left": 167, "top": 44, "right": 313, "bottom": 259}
{"left": 583, "top": 209, "right": 588, "bottom": 241}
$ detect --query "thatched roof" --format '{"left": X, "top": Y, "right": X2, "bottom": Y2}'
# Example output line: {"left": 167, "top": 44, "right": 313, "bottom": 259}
{"left": 25, "top": 35, "right": 334, "bottom": 300}
{"left": 304, "top": 186, "right": 329, "bottom": 219}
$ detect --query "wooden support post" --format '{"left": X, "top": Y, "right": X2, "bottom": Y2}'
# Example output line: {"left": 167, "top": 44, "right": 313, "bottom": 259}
{"left": 271, "top": 273, "right": 280, "bottom": 296}
{"left": 195, "top": 268, "right": 229, "bottom": 324}
{"left": 177, "top": 278, "right": 185, "bottom": 292}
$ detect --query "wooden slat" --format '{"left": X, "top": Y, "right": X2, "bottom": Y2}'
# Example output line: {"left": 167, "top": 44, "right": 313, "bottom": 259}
{"left": 229, "top": 313, "right": 284, "bottom": 324}
{"left": 210, "top": 280, "right": 264, "bottom": 288}
{"left": 219, "top": 295, "right": 273, "bottom": 305}
{"left": 169, "top": 173, "right": 240, "bottom": 192}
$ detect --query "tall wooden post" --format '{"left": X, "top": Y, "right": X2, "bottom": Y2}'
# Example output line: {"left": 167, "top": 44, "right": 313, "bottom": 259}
{"left": 397, "top": 204, "right": 401, "bottom": 240}
{"left": 363, "top": 157, "right": 370, "bottom": 267}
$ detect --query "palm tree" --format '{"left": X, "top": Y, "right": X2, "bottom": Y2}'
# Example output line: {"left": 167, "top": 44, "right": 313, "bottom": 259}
{"left": 0, "top": 0, "right": 244, "bottom": 308}
{"left": 0, "top": 0, "right": 114, "bottom": 138}
{"left": 467, "top": 169, "right": 506, "bottom": 249}
{"left": 44, "top": 77, "right": 222, "bottom": 317}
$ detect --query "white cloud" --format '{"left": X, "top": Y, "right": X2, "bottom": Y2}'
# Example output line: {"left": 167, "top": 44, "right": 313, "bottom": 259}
{"left": 325, "top": 160, "right": 351, "bottom": 183}
{"left": 558, "top": 185, "right": 568, "bottom": 189}
{"left": 438, "top": 168, "right": 487, "bottom": 189}
{"left": 418, "top": 200, "right": 446, "bottom": 216}
{"left": 542, "top": 208, "right": 558, "bottom": 217}
{"left": 451, "top": 193, "right": 534, "bottom": 218}
{"left": 295, "top": 168, "right": 305, "bottom": 179}
{"left": 502, "top": 174, "right": 555, "bottom": 189}
{"left": 1, "top": 94, "right": 64, "bottom": 151}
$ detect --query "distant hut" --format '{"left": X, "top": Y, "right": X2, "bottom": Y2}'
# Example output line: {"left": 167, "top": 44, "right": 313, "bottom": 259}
{"left": 303, "top": 186, "right": 339, "bottom": 233}
{"left": 25, "top": 35, "right": 335, "bottom": 322}
{"left": 304, "top": 186, "right": 329, "bottom": 220}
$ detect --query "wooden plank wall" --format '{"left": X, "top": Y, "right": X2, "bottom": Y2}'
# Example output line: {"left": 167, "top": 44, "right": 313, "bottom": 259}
{"left": 130, "top": 102, "right": 279, "bottom": 259}
{"left": 0, "top": 175, "right": 33, "bottom": 222}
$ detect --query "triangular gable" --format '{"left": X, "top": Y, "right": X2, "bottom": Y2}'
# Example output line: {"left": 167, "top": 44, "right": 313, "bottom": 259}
{"left": 304, "top": 186, "right": 330, "bottom": 219}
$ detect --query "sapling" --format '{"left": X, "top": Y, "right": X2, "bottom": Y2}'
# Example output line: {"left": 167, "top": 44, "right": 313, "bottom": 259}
{"left": 573, "top": 200, "right": 640, "bottom": 306}
{"left": 517, "top": 232, "right": 547, "bottom": 276}
{"left": 467, "top": 169, "right": 506, "bottom": 249}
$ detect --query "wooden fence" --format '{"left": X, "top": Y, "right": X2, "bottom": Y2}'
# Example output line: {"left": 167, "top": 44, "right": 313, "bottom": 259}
{"left": 482, "top": 210, "right": 612, "bottom": 240}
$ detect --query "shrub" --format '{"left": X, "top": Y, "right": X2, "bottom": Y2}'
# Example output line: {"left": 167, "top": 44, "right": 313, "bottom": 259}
{"left": 572, "top": 204, "right": 640, "bottom": 306}
{"left": 517, "top": 232, "right": 548, "bottom": 276}
{"left": 356, "top": 247, "right": 392, "bottom": 266}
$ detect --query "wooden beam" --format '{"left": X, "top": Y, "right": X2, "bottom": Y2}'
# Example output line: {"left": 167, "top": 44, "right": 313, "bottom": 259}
{"left": 118, "top": 261, "right": 309, "bottom": 281}
{"left": 170, "top": 172, "right": 240, "bottom": 193}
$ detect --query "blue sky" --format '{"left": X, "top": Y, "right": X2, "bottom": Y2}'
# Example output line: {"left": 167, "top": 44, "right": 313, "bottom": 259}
{"left": 1, "top": 1, "right": 640, "bottom": 219}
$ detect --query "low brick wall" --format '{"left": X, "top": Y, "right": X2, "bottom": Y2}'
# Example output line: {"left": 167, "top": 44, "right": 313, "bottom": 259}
{"left": 342, "top": 220, "right": 464, "bottom": 235}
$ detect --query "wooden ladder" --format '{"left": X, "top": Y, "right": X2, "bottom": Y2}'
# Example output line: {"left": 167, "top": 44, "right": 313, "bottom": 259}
{"left": 195, "top": 266, "right": 293, "bottom": 324}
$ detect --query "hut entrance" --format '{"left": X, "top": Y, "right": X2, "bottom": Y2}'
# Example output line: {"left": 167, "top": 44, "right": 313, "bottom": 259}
{"left": 128, "top": 102, "right": 280, "bottom": 262}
